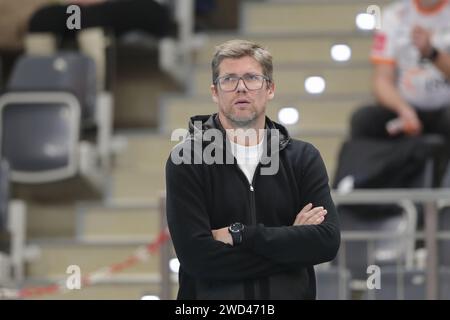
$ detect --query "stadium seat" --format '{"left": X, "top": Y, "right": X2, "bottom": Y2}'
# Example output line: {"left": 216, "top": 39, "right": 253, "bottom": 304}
{"left": 362, "top": 267, "right": 450, "bottom": 300}
{"left": 0, "top": 52, "right": 113, "bottom": 186}
{"left": 334, "top": 202, "right": 417, "bottom": 280}
{"left": 0, "top": 159, "right": 11, "bottom": 285}
{"left": 364, "top": 266, "right": 426, "bottom": 300}
{"left": 315, "top": 266, "right": 351, "bottom": 300}
{"left": 438, "top": 206, "right": 450, "bottom": 267}
{"left": 440, "top": 267, "right": 450, "bottom": 299}
{"left": 0, "top": 159, "right": 10, "bottom": 233}
{"left": 6, "top": 52, "right": 96, "bottom": 126}
{"left": 0, "top": 92, "right": 80, "bottom": 183}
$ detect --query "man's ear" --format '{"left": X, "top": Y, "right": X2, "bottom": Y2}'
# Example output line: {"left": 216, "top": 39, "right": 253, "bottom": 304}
{"left": 267, "top": 81, "right": 275, "bottom": 100}
{"left": 211, "top": 84, "right": 219, "bottom": 103}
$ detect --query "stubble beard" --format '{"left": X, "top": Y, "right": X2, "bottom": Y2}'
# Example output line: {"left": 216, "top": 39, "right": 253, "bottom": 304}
{"left": 226, "top": 111, "right": 257, "bottom": 129}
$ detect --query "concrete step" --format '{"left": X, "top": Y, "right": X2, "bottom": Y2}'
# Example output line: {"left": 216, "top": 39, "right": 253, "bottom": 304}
{"left": 113, "top": 133, "right": 176, "bottom": 168}
{"left": 23, "top": 276, "right": 178, "bottom": 299}
{"left": 241, "top": 0, "right": 391, "bottom": 34}
{"left": 159, "top": 94, "right": 368, "bottom": 134}
{"left": 295, "top": 134, "right": 345, "bottom": 181}
{"left": 109, "top": 133, "right": 175, "bottom": 202}
{"left": 27, "top": 204, "right": 76, "bottom": 239}
{"left": 194, "top": 34, "right": 372, "bottom": 65}
{"left": 191, "top": 65, "right": 372, "bottom": 96}
{"left": 110, "top": 171, "right": 165, "bottom": 202}
{"left": 77, "top": 202, "right": 163, "bottom": 239}
{"left": 26, "top": 240, "right": 163, "bottom": 278}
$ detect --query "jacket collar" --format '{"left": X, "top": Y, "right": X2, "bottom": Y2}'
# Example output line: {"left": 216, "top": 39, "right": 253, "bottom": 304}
{"left": 187, "top": 113, "right": 291, "bottom": 152}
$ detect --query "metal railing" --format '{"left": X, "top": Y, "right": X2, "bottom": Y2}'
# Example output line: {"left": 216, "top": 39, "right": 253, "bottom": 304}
{"left": 332, "top": 188, "right": 450, "bottom": 300}
{"left": 158, "top": 188, "right": 450, "bottom": 300}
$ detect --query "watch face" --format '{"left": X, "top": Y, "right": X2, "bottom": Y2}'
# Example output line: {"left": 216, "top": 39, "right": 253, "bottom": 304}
{"left": 230, "top": 222, "right": 243, "bottom": 232}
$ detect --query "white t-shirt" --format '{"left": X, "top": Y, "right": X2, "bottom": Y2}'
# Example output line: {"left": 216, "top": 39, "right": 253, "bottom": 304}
{"left": 229, "top": 136, "right": 264, "bottom": 184}
{"left": 370, "top": 0, "right": 450, "bottom": 110}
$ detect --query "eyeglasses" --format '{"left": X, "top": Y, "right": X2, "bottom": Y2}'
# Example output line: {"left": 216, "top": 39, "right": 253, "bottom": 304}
{"left": 214, "top": 74, "right": 270, "bottom": 92}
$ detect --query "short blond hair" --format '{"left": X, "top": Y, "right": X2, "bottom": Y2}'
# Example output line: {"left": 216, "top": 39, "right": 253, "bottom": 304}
{"left": 211, "top": 39, "right": 273, "bottom": 84}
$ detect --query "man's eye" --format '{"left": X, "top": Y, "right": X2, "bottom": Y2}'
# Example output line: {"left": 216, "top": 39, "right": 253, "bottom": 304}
{"left": 245, "top": 75, "right": 259, "bottom": 81}
{"left": 222, "top": 77, "right": 237, "bottom": 83}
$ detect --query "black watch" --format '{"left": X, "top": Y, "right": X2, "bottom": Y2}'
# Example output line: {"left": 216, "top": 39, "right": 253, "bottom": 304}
{"left": 228, "top": 222, "right": 244, "bottom": 245}
{"left": 428, "top": 47, "right": 440, "bottom": 62}
{"left": 422, "top": 47, "right": 440, "bottom": 62}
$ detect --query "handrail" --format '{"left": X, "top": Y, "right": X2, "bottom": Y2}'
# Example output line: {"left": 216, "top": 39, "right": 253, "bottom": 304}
{"left": 158, "top": 188, "right": 450, "bottom": 299}
{"left": 332, "top": 188, "right": 450, "bottom": 300}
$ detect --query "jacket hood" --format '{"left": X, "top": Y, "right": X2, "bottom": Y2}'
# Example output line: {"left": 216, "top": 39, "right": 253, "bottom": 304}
{"left": 187, "top": 113, "right": 291, "bottom": 151}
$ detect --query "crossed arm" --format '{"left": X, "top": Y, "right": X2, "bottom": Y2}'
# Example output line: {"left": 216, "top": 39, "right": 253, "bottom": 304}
{"left": 165, "top": 144, "right": 340, "bottom": 280}
{"left": 212, "top": 203, "right": 327, "bottom": 245}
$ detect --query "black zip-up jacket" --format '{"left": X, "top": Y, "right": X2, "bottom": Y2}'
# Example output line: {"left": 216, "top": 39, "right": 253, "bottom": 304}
{"left": 165, "top": 114, "right": 340, "bottom": 300}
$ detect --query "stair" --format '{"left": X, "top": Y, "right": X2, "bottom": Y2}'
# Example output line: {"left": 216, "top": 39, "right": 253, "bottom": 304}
{"left": 17, "top": 0, "right": 383, "bottom": 300}
{"left": 191, "top": 65, "right": 372, "bottom": 96}
{"left": 194, "top": 34, "right": 372, "bottom": 65}
{"left": 21, "top": 132, "right": 178, "bottom": 299}
{"left": 241, "top": 0, "right": 391, "bottom": 35}
{"left": 159, "top": 94, "right": 368, "bottom": 135}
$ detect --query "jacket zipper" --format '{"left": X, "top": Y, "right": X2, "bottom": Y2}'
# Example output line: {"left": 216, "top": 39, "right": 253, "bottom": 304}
{"left": 233, "top": 163, "right": 261, "bottom": 225}
{"left": 234, "top": 163, "right": 262, "bottom": 299}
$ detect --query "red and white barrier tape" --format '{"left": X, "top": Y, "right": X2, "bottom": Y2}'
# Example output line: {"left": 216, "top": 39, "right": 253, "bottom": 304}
{"left": 0, "top": 228, "right": 170, "bottom": 299}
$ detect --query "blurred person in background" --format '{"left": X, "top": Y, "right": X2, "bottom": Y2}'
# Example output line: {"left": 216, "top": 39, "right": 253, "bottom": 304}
{"left": 25, "top": 0, "right": 177, "bottom": 90}
{"left": 350, "top": 0, "right": 450, "bottom": 185}
{"left": 27, "top": 0, "right": 177, "bottom": 41}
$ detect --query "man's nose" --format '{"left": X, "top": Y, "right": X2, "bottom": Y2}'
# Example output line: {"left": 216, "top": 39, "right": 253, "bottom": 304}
{"left": 236, "top": 78, "right": 247, "bottom": 92}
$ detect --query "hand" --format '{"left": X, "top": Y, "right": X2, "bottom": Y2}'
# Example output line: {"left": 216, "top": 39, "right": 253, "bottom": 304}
{"left": 212, "top": 227, "right": 233, "bottom": 245}
{"left": 293, "top": 203, "right": 327, "bottom": 226}
{"left": 412, "top": 25, "right": 433, "bottom": 58}
{"left": 398, "top": 107, "right": 422, "bottom": 136}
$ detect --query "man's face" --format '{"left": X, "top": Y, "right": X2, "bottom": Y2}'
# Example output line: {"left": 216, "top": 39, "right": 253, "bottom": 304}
{"left": 211, "top": 56, "right": 275, "bottom": 128}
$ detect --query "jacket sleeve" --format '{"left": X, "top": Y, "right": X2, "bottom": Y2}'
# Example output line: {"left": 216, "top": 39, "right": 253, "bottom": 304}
{"left": 242, "top": 143, "right": 341, "bottom": 266}
{"left": 166, "top": 157, "right": 288, "bottom": 281}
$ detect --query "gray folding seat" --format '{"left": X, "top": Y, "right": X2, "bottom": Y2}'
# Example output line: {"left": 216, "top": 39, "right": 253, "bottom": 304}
{"left": 0, "top": 159, "right": 10, "bottom": 232}
{"left": 364, "top": 266, "right": 426, "bottom": 300}
{"left": 440, "top": 267, "right": 450, "bottom": 299}
{"left": 335, "top": 204, "right": 416, "bottom": 280}
{"left": 0, "top": 93, "right": 80, "bottom": 183}
{"left": 6, "top": 52, "right": 96, "bottom": 126}
{"left": 438, "top": 206, "right": 450, "bottom": 267}
{"left": 363, "top": 267, "right": 450, "bottom": 300}
{"left": 0, "top": 52, "right": 110, "bottom": 187}
{"left": 315, "top": 266, "right": 351, "bottom": 300}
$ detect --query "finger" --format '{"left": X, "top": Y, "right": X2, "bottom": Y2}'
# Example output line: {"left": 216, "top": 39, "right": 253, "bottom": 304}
{"left": 297, "top": 206, "right": 321, "bottom": 225}
{"left": 299, "top": 203, "right": 313, "bottom": 214}
{"left": 294, "top": 203, "right": 313, "bottom": 225}
{"left": 314, "top": 213, "right": 327, "bottom": 224}
{"left": 305, "top": 209, "right": 327, "bottom": 224}
{"left": 303, "top": 206, "right": 324, "bottom": 220}
{"left": 297, "top": 207, "right": 324, "bottom": 225}
{"left": 315, "top": 216, "right": 325, "bottom": 225}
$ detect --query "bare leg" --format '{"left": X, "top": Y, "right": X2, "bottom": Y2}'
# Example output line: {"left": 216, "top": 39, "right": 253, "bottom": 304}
{"left": 77, "top": 27, "right": 106, "bottom": 91}
{"left": 23, "top": 32, "right": 57, "bottom": 55}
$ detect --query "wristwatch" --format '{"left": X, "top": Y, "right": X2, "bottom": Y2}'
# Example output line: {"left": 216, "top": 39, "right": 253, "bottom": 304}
{"left": 428, "top": 47, "right": 440, "bottom": 62}
{"left": 228, "top": 222, "right": 245, "bottom": 245}
{"left": 422, "top": 46, "right": 440, "bottom": 62}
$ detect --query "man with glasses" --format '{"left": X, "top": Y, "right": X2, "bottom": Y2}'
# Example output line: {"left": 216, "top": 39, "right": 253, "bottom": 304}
{"left": 166, "top": 39, "right": 340, "bottom": 300}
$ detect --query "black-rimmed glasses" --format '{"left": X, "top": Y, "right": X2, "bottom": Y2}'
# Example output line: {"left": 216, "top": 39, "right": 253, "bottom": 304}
{"left": 214, "top": 74, "right": 269, "bottom": 92}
